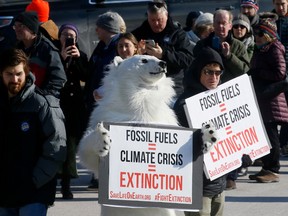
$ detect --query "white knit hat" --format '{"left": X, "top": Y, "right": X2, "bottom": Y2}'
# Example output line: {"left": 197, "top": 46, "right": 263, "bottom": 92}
{"left": 194, "top": 13, "right": 213, "bottom": 27}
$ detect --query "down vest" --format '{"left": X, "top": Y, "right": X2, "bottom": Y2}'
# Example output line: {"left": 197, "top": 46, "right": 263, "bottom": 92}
{"left": 249, "top": 40, "right": 288, "bottom": 123}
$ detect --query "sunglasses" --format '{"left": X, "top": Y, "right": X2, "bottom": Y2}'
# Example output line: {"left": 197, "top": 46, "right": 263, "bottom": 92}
{"left": 233, "top": 25, "right": 246, "bottom": 29}
{"left": 148, "top": 1, "right": 167, "bottom": 10}
{"left": 203, "top": 69, "right": 223, "bottom": 76}
{"left": 254, "top": 31, "right": 264, "bottom": 37}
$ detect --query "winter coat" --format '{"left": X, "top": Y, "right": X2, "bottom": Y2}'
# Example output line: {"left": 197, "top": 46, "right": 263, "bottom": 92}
{"left": 0, "top": 73, "right": 67, "bottom": 207}
{"left": 132, "top": 17, "right": 194, "bottom": 96}
{"left": 194, "top": 32, "right": 250, "bottom": 82}
{"left": 249, "top": 40, "right": 288, "bottom": 123}
{"left": 84, "top": 35, "right": 119, "bottom": 114}
{"left": 272, "top": 9, "right": 288, "bottom": 69}
{"left": 17, "top": 34, "right": 67, "bottom": 98}
{"left": 173, "top": 47, "right": 226, "bottom": 197}
{"left": 60, "top": 48, "right": 88, "bottom": 139}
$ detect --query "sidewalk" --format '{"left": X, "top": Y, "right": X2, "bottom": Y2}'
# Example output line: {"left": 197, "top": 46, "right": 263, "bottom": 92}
{"left": 48, "top": 156, "right": 288, "bottom": 216}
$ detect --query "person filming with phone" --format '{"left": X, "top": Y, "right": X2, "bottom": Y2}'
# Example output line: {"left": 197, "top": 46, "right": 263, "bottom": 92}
{"left": 132, "top": 0, "right": 194, "bottom": 98}
{"left": 57, "top": 23, "right": 88, "bottom": 199}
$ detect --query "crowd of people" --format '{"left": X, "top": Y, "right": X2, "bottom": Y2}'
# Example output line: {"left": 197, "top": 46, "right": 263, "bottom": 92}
{"left": 0, "top": 0, "right": 288, "bottom": 215}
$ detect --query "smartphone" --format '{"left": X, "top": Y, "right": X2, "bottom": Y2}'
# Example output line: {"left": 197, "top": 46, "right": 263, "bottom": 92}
{"left": 212, "top": 36, "right": 221, "bottom": 50}
{"left": 145, "top": 39, "right": 155, "bottom": 47}
{"left": 65, "top": 37, "right": 75, "bottom": 48}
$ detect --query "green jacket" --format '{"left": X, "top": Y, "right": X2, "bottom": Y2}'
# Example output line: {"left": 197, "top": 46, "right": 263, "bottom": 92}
{"left": 194, "top": 32, "right": 250, "bottom": 82}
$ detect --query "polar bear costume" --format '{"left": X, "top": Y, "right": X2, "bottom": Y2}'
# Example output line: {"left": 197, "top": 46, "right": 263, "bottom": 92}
{"left": 78, "top": 55, "right": 216, "bottom": 216}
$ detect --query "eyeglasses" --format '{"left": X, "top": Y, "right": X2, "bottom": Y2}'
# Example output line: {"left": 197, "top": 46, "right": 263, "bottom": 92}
{"left": 203, "top": 69, "right": 223, "bottom": 76}
{"left": 148, "top": 1, "right": 167, "bottom": 10}
{"left": 233, "top": 25, "right": 246, "bottom": 29}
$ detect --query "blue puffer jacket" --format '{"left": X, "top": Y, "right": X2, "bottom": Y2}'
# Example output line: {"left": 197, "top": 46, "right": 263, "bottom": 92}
{"left": 0, "top": 73, "right": 66, "bottom": 207}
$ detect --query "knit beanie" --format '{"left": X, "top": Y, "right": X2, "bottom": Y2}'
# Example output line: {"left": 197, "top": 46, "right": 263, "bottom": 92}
{"left": 194, "top": 13, "right": 213, "bottom": 27}
{"left": 255, "top": 12, "right": 278, "bottom": 38}
{"left": 96, "top": 12, "right": 125, "bottom": 34}
{"left": 59, "top": 23, "right": 79, "bottom": 42}
{"left": 15, "top": 11, "right": 39, "bottom": 34}
{"left": 240, "top": 0, "right": 259, "bottom": 11}
{"left": 232, "top": 13, "right": 251, "bottom": 32}
{"left": 185, "top": 11, "right": 203, "bottom": 28}
{"left": 25, "top": 0, "right": 50, "bottom": 23}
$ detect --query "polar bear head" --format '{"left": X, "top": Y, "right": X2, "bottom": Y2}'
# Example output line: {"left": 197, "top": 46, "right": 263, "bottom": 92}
{"left": 104, "top": 55, "right": 168, "bottom": 86}
{"left": 94, "top": 55, "right": 177, "bottom": 125}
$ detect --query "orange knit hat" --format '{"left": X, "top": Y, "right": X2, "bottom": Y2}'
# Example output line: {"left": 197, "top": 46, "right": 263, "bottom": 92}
{"left": 26, "top": 0, "right": 50, "bottom": 23}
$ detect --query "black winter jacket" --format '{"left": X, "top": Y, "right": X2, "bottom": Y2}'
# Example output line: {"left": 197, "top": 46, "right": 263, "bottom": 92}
{"left": 0, "top": 73, "right": 66, "bottom": 207}
{"left": 132, "top": 17, "right": 194, "bottom": 96}
{"left": 174, "top": 48, "right": 226, "bottom": 197}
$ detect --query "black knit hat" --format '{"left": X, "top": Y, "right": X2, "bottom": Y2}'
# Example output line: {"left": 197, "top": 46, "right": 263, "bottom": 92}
{"left": 15, "top": 11, "right": 39, "bottom": 34}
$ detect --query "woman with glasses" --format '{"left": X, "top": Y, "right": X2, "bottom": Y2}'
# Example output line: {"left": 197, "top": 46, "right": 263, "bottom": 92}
{"left": 232, "top": 13, "right": 255, "bottom": 61}
{"left": 174, "top": 47, "right": 226, "bottom": 216}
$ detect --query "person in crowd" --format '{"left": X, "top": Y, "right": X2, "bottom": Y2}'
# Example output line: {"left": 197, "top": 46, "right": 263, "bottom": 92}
{"left": 194, "top": 9, "right": 250, "bottom": 190}
{"left": 174, "top": 47, "right": 226, "bottom": 216}
{"left": 232, "top": 13, "right": 255, "bottom": 61}
{"left": 194, "top": 9, "right": 250, "bottom": 83}
{"left": 13, "top": 11, "right": 66, "bottom": 98}
{"left": 188, "top": 12, "right": 214, "bottom": 48}
{"left": 0, "top": 48, "right": 66, "bottom": 215}
{"left": 57, "top": 23, "right": 88, "bottom": 199}
{"left": 84, "top": 11, "right": 126, "bottom": 190}
{"left": 93, "top": 32, "right": 139, "bottom": 101}
{"left": 25, "top": 0, "right": 59, "bottom": 45}
{"left": 132, "top": 0, "right": 194, "bottom": 98}
{"left": 184, "top": 10, "right": 203, "bottom": 44}
{"left": 240, "top": 0, "right": 260, "bottom": 28}
{"left": 183, "top": 11, "right": 202, "bottom": 32}
{"left": 116, "top": 32, "right": 139, "bottom": 58}
{"left": 272, "top": 0, "right": 288, "bottom": 156}
{"left": 248, "top": 12, "right": 288, "bottom": 183}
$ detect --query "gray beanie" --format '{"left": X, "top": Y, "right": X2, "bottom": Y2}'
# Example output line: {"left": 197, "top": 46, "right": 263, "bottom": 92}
{"left": 194, "top": 13, "right": 213, "bottom": 27}
{"left": 96, "top": 11, "right": 125, "bottom": 34}
{"left": 232, "top": 14, "right": 251, "bottom": 32}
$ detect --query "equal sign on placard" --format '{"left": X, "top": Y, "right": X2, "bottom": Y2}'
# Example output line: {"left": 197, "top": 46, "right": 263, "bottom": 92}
{"left": 219, "top": 103, "right": 226, "bottom": 112}
{"left": 225, "top": 126, "right": 232, "bottom": 135}
{"left": 148, "top": 143, "right": 156, "bottom": 151}
{"left": 148, "top": 164, "right": 156, "bottom": 172}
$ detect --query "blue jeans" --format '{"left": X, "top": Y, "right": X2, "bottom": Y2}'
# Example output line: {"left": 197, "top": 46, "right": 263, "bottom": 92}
{"left": 0, "top": 203, "right": 47, "bottom": 216}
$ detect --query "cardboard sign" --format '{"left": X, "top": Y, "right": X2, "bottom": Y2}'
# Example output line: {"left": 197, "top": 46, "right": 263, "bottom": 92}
{"left": 99, "top": 122, "right": 203, "bottom": 210}
{"left": 185, "top": 74, "right": 271, "bottom": 180}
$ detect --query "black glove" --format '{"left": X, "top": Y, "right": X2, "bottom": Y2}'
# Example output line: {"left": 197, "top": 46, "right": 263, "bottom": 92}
{"left": 241, "top": 154, "right": 252, "bottom": 168}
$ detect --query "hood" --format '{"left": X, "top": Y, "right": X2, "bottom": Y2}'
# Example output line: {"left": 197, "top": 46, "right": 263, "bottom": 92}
{"left": 184, "top": 47, "right": 224, "bottom": 90}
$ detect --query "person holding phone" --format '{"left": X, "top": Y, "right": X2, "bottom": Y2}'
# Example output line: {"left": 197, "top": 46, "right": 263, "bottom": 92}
{"left": 57, "top": 23, "right": 89, "bottom": 199}
{"left": 132, "top": 0, "right": 194, "bottom": 98}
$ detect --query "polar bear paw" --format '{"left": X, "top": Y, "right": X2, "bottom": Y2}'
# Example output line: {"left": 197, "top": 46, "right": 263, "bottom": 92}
{"left": 96, "top": 122, "right": 111, "bottom": 157}
{"left": 201, "top": 123, "right": 218, "bottom": 154}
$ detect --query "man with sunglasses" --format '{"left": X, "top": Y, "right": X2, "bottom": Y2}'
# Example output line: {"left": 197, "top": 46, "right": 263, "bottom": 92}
{"left": 132, "top": 0, "right": 194, "bottom": 98}
{"left": 174, "top": 47, "right": 227, "bottom": 216}
{"left": 194, "top": 9, "right": 250, "bottom": 190}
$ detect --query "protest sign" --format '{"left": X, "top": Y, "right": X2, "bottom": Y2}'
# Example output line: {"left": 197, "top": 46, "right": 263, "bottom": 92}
{"left": 98, "top": 122, "right": 203, "bottom": 210}
{"left": 185, "top": 74, "right": 271, "bottom": 180}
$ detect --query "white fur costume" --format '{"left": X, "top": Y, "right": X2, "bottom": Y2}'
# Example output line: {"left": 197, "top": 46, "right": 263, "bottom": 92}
{"left": 78, "top": 55, "right": 216, "bottom": 216}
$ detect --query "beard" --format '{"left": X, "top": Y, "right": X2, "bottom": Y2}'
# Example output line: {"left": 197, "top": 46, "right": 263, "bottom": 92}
{"left": 7, "top": 82, "right": 25, "bottom": 96}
